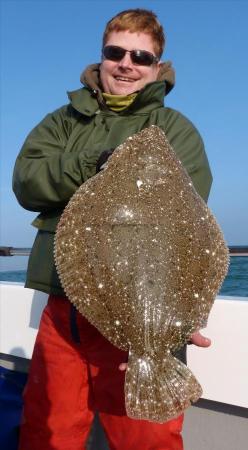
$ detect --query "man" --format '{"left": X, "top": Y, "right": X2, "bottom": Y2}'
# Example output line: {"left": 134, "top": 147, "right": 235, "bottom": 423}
{"left": 13, "top": 9, "right": 212, "bottom": 450}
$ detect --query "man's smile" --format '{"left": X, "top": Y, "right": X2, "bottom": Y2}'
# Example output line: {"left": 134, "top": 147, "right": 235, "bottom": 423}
{"left": 114, "top": 75, "right": 138, "bottom": 82}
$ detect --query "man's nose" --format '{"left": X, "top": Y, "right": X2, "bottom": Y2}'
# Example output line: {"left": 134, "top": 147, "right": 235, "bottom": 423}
{"left": 118, "top": 51, "right": 133, "bottom": 68}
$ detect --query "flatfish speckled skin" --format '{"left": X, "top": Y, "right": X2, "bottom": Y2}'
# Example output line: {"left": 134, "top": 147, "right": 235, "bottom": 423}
{"left": 55, "top": 125, "right": 229, "bottom": 423}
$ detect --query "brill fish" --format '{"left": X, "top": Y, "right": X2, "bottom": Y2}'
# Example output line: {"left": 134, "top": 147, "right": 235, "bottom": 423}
{"left": 55, "top": 126, "right": 229, "bottom": 423}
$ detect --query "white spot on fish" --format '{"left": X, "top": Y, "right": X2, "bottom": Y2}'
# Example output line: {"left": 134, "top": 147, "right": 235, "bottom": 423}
{"left": 137, "top": 179, "right": 143, "bottom": 188}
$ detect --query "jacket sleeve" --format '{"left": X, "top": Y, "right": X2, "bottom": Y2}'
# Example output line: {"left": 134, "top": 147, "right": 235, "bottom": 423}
{"left": 162, "top": 109, "right": 213, "bottom": 202}
{"left": 12, "top": 106, "right": 90, "bottom": 212}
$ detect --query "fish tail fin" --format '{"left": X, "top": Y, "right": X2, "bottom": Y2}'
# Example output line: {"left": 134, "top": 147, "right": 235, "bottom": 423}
{"left": 125, "top": 350, "right": 202, "bottom": 423}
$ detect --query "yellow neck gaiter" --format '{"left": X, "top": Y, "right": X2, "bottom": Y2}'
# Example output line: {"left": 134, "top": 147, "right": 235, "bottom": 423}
{"left": 102, "top": 92, "right": 138, "bottom": 112}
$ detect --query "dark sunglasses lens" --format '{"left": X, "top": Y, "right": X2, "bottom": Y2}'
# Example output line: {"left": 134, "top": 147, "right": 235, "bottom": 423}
{"left": 103, "top": 46, "right": 125, "bottom": 61}
{"left": 132, "top": 50, "right": 154, "bottom": 66}
{"left": 103, "top": 46, "right": 156, "bottom": 66}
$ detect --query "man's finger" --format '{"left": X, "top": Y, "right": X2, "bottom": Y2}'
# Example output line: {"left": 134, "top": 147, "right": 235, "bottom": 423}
{"left": 119, "top": 363, "right": 128, "bottom": 371}
{"left": 190, "top": 331, "right": 211, "bottom": 347}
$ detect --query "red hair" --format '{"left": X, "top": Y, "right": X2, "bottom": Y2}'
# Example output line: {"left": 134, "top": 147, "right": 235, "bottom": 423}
{"left": 102, "top": 9, "right": 165, "bottom": 58}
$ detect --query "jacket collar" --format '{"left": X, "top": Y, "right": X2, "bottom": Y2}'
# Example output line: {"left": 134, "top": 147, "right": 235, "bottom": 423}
{"left": 68, "top": 61, "right": 175, "bottom": 117}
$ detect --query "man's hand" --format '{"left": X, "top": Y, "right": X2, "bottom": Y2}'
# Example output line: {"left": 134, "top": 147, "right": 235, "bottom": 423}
{"left": 189, "top": 331, "right": 211, "bottom": 347}
{"left": 119, "top": 362, "right": 128, "bottom": 371}
{"left": 118, "top": 331, "right": 211, "bottom": 371}
{"left": 96, "top": 149, "right": 114, "bottom": 173}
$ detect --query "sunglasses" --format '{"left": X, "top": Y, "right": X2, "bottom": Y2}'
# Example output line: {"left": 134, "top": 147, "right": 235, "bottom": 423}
{"left": 103, "top": 45, "right": 159, "bottom": 66}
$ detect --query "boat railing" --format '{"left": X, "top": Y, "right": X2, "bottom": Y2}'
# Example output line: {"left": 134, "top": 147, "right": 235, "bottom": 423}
{"left": 0, "top": 247, "right": 31, "bottom": 257}
{"left": 1, "top": 246, "right": 248, "bottom": 257}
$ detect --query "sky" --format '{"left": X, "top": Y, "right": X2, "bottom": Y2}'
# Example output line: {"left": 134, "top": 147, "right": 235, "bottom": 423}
{"left": 1, "top": 0, "right": 248, "bottom": 270}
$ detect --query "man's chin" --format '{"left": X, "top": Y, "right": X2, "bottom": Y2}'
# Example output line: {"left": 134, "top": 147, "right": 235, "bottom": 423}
{"left": 112, "top": 87, "right": 138, "bottom": 96}
{"left": 110, "top": 81, "right": 139, "bottom": 96}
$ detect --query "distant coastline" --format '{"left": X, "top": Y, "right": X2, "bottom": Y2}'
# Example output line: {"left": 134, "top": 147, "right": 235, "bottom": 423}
{"left": 229, "top": 246, "right": 248, "bottom": 256}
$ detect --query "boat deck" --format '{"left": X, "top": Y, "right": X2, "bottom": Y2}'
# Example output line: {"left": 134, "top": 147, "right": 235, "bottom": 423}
{"left": 1, "top": 282, "right": 248, "bottom": 449}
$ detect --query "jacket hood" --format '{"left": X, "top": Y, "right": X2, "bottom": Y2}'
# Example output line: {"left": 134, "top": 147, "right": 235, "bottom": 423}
{"left": 80, "top": 61, "right": 175, "bottom": 103}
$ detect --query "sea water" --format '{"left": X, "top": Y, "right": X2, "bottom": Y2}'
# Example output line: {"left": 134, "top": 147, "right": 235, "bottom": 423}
{"left": 0, "top": 256, "right": 247, "bottom": 298}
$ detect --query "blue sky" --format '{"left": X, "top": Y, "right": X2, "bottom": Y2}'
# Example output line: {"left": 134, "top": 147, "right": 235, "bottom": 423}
{"left": 1, "top": 0, "right": 248, "bottom": 270}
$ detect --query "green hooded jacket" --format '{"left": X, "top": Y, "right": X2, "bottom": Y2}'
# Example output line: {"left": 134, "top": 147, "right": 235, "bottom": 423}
{"left": 13, "top": 63, "right": 212, "bottom": 296}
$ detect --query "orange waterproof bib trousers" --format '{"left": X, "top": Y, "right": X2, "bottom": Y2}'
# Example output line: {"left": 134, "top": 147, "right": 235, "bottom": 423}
{"left": 19, "top": 295, "right": 184, "bottom": 450}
